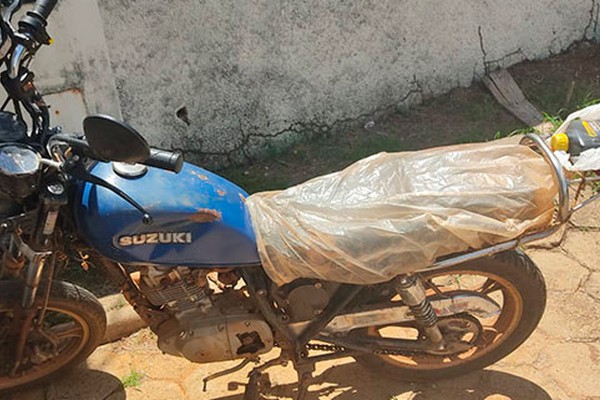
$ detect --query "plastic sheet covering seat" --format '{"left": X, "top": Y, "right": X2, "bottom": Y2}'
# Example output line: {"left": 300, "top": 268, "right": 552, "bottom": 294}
{"left": 246, "top": 137, "right": 558, "bottom": 286}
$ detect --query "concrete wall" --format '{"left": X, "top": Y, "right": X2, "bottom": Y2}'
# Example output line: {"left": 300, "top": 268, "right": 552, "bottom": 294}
{"left": 30, "top": 0, "right": 600, "bottom": 166}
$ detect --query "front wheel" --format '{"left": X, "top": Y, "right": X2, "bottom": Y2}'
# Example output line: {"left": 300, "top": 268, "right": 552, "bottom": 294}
{"left": 353, "top": 250, "right": 546, "bottom": 381}
{"left": 0, "top": 281, "right": 106, "bottom": 393}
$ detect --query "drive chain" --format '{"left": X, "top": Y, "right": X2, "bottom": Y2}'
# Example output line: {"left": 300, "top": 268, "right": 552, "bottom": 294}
{"left": 305, "top": 342, "right": 411, "bottom": 356}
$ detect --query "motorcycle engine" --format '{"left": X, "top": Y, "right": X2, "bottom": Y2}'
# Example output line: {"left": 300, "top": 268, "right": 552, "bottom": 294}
{"left": 138, "top": 266, "right": 213, "bottom": 315}
{"left": 272, "top": 280, "right": 340, "bottom": 322}
{"left": 137, "top": 266, "right": 273, "bottom": 363}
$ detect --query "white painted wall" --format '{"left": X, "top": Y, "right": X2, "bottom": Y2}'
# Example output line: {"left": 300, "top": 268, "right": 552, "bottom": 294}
{"left": 25, "top": 0, "right": 600, "bottom": 165}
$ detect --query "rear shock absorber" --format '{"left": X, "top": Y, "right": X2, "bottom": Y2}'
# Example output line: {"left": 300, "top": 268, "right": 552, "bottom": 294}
{"left": 394, "top": 275, "right": 445, "bottom": 348}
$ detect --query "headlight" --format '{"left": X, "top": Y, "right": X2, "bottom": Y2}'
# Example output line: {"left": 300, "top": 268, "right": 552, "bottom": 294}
{"left": 0, "top": 143, "right": 40, "bottom": 197}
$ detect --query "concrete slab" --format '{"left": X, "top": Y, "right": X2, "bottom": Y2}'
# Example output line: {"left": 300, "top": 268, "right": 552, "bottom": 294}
{"left": 528, "top": 249, "right": 589, "bottom": 292}
{"left": 562, "top": 230, "right": 600, "bottom": 271}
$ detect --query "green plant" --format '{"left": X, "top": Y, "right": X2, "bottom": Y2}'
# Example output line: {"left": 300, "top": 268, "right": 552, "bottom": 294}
{"left": 542, "top": 112, "right": 564, "bottom": 130}
{"left": 494, "top": 126, "right": 536, "bottom": 140}
{"left": 578, "top": 92, "right": 600, "bottom": 108}
{"left": 121, "top": 369, "right": 144, "bottom": 388}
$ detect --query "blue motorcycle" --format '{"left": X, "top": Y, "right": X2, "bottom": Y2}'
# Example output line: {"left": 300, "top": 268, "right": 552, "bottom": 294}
{"left": 0, "top": 1, "right": 550, "bottom": 398}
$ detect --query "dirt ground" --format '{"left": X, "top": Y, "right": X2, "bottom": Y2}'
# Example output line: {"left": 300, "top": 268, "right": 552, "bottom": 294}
{"left": 7, "top": 42, "right": 600, "bottom": 400}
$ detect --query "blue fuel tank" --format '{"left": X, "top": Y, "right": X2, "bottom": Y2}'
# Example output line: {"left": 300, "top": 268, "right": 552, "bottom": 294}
{"left": 73, "top": 162, "right": 261, "bottom": 267}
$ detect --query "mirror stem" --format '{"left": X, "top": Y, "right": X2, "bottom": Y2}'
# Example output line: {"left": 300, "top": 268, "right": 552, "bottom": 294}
{"left": 66, "top": 161, "right": 153, "bottom": 225}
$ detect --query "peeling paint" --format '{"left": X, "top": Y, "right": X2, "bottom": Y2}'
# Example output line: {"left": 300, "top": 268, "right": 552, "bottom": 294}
{"left": 216, "top": 189, "right": 226, "bottom": 197}
{"left": 189, "top": 208, "right": 222, "bottom": 223}
{"left": 190, "top": 170, "right": 209, "bottom": 181}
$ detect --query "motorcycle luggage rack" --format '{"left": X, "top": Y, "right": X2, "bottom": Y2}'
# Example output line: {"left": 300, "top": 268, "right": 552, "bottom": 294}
{"left": 416, "top": 133, "right": 571, "bottom": 274}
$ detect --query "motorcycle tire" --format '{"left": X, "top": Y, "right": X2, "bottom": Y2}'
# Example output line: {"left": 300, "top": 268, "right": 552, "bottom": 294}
{"left": 0, "top": 280, "right": 106, "bottom": 393}
{"left": 353, "top": 250, "right": 546, "bottom": 382}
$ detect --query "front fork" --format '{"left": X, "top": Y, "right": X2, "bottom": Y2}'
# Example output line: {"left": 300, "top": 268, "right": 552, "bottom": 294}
{"left": 9, "top": 182, "right": 67, "bottom": 373}
{"left": 394, "top": 275, "right": 445, "bottom": 348}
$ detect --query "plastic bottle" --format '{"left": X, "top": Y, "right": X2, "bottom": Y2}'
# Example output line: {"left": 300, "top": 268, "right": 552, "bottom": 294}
{"left": 551, "top": 119, "right": 600, "bottom": 156}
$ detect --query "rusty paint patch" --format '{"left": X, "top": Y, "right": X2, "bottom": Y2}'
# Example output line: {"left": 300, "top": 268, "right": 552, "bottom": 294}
{"left": 216, "top": 189, "right": 226, "bottom": 197}
{"left": 190, "top": 170, "right": 209, "bottom": 181}
{"left": 239, "top": 193, "right": 247, "bottom": 203}
{"left": 189, "top": 208, "right": 222, "bottom": 223}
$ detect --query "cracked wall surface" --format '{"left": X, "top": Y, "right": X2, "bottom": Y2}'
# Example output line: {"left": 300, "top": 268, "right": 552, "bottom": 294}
{"left": 33, "top": 0, "right": 600, "bottom": 166}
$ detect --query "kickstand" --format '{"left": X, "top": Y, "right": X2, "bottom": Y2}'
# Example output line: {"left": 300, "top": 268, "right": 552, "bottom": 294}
{"left": 244, "top": 369, "right": 270, "bottom": 400}
{"left": 243, "top": 353, "right": 289, "bottom": 400}
{"left": 295, "top": 363, "right": 315, "bottom": 400}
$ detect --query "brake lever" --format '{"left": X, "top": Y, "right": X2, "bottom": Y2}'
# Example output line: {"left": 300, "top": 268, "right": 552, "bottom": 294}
{"left": 64, "top": 157, "right": 153, "bottom": 225}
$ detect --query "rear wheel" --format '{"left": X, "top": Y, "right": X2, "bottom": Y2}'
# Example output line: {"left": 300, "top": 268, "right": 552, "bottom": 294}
{"left": 353, "top": 251, "right": 546, "bottom": 381}
{"left": 0, "top": 281, "right": 106, "bottom": 392}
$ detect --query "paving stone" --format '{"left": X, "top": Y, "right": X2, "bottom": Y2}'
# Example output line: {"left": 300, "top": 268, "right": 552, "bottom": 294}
{"left": 528, "top": 250, "right": 588, "bottom": 292}
{"left": 46, "top": 367, "right": 124, "bottom": 400}
{"left": 488, "top": 364, "right": 571, "bottom": 400}
{"left": 496, "top": 330, "right": 559, "bottom": 368}
{"left": 585, "top": 272, "right": 600, "bottom": 299}
{"left": 387, "top": 366, "right": 564, "bottom": 400}
{"left": 125, "top": 380, "right": 185, "bottom": 400}
{"left": 103, "top": 392, "right": 126, "bottom": 400}
{"left": 538, "top": 291, "right": 600, "bottom": 341}
{"left": 569, "top": 196, "right": 600, "bottom": 228}
{"left": 86, "top": 349, "right": 141, "bottom": 379}
{"left": 534, "top": 342, "right": 600, "bottom": 398}
{"left": 134, "top": 352, "right": 197, "bottom": 382}
{"left": 561, "top": 230, "right": 600, "bottom": 271}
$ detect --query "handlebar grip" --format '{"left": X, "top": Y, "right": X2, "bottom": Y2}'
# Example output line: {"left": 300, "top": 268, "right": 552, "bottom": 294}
{"left": 143, "top": 148, "right": 184, "bottom": 173}
{"left": 32, "top": 0, "right": 58, "bottom": 20}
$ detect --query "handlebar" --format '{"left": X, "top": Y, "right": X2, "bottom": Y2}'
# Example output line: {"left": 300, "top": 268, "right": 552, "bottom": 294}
{"left": 31, "top": 0, "right": 57, "bottom": 20}
{"left": 144, "top": 148, "right": 183, "bottom": 173}
{"left": 17, "top": 0, "right": 56, "bottom": 46}
{"left": 49, "top": 134, "right": 184, "bottom": 174}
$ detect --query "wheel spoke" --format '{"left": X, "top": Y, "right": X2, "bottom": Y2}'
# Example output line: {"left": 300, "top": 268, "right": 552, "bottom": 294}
{"left": 423, "top": 278, "right": 447, "bottom": 297}
{"left": 47, "top": 323, "right": 83, "bottom": 340}
{"left": 479, "top": 278, "right": 503, "bottom": 295}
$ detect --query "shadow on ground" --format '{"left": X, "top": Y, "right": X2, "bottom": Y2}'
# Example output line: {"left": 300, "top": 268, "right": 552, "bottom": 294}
{"left": 50, "top": 367, "right": 126, "bottom": 400}
{"left": 3, "top": 367, "right": 126, "bottom": 400}
{"left": 215, "top": 363, "right": 551, "bottom": 400}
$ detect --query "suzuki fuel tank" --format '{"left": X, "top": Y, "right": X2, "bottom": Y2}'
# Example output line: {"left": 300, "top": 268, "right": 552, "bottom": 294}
{"left": 74, "top": 162, "right": 261, "bottom": 267}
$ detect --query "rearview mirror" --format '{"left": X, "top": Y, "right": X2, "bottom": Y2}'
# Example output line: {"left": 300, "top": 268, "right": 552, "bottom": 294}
{"left": 83, "top": 115, "right": 150, "bottom": 163}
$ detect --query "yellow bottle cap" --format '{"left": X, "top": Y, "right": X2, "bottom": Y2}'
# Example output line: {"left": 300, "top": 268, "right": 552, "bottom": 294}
{"left": 551, "top": 133, "right": 569, "bottom": 152}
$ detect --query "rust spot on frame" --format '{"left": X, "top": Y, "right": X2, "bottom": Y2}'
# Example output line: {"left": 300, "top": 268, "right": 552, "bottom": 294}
{"left": 216, "top": 189, "right": 226, "bottom": 197}
{"left": 189, "top": 208, "right": 222, "bottom": 223}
